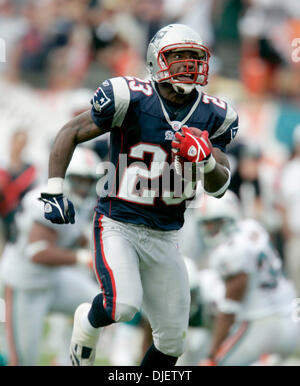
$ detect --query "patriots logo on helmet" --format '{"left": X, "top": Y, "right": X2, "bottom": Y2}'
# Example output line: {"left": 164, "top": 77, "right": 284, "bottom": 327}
{"left": 150, "top": 29, "right": 168, "bottom": 47}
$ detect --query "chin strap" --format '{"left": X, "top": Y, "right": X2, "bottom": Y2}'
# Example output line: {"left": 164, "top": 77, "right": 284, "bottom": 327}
{"left": 172, "top": 83, "right": 195, "bottom": 95}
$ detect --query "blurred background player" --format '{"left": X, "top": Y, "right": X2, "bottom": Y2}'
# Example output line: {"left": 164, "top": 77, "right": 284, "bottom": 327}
{"left": 277, "top": 125, "right": 300, "bottom": 297}
{"left": 188, "top": 191, "right": 300, "bottom": 366}
{"left": 227, "top": 140, "right": 263, "bottom": 221}
{"left": 176, "top": 257, "right": 225, "bottom": 366}
{"left": 0, "top": 129, "right": 37, "bottom": 249}
{"left": 100, "top": 312, "right": 149, "bottom": 366}
{"left": 0, "top": 147, "right": 101, "bottom": 366}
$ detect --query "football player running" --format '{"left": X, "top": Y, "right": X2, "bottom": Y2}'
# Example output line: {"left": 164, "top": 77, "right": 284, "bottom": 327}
{"left": 0, "top": 147, "right": 100, "bottom": 366}
{"left": 176, "top": 257, "right": 225, "bottom": 366}
{"left": 39, "top": 24, "right": 238, "bottom": 366}
{"left": 195, "top": 191, "right": 300, "bottom": 366}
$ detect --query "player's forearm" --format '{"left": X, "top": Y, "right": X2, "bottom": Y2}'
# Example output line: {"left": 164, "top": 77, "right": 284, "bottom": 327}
{"left": 49, "top": 128, "right": 76, "bottom": 178}
{"left": 209, "top": 312, "right": 235, "bottom": 359}
{"left": 31, "top": 246, "right": 91, "bottom": 267}
{"left": 209, "top": 273, "right": 247, "bottom": 359}
{"left": 49, "top": 110, "right": 103, "bottom": 178}
{"left": 202, "top": 163, "right": 230, "bottom": 196}
{"left": 200, "top": 148, "right": 230, "bottom": 198}
{"left": 278, "top": 205, "right": 292, "bottom": 240}
{"left": 31, "top": 247, "right": 78, "bottom": 266}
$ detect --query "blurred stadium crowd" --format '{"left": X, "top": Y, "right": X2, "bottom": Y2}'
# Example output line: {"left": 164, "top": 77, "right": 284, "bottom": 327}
{"left": 0, "top": 0, "right": 300, "bottom": 366}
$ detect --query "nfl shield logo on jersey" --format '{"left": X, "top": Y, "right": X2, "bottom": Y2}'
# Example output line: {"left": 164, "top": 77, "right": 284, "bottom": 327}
{"left": 171, "top": 121, "right": 182, "bottom": 132}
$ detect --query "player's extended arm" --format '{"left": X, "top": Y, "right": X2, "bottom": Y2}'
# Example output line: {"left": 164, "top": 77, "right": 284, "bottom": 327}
{"left": 208, "top": 272, "right": 248, "bottom": 363}
{"left": 27, "top": 221, "right": 92, "bottom": 268}
{"left": 40, "top": 110, "right": 104, "bottom": 224}
{"left": 49, "top": 110, "right": 103, "bottom": 178}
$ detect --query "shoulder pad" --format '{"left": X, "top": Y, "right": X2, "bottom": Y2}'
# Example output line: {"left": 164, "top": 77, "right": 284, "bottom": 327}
{"left": 92, "top": 77, "right": 131, "bottom": 128}
{"left": 210, "top": 102, "right": 238, "bottom": 141}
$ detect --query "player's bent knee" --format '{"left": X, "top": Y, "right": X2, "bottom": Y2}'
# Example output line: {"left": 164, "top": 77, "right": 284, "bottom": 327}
{"left": 154, "top": 334, "right": 186, "bottom": 357}
{"left": 114, "top": 303, "right": 139, "bottom": 323}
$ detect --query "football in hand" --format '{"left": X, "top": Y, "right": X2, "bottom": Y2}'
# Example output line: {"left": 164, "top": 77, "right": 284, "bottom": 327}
{"left": 172, "top": 126, "right": 206, "bottom": 180}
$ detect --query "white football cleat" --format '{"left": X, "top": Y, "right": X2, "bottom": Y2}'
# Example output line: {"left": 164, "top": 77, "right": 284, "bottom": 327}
{"left": 70, "top": 303, "right": 101, "bottom": 366}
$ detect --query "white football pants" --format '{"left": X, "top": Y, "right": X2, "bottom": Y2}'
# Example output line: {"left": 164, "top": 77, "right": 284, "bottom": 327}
{"left": 5, "top": 268, "right": 98, "bottom": 366}
{"left": 92, "top": 213, "right": 191, "bottom": 357}
{"left": 215, "top": 314, "right": 300, "bottom": 366}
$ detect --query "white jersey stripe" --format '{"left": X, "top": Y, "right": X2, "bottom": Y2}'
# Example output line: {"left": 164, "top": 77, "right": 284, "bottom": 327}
{"left": 210, "top": 104, "right": 238, "bottom": 140}
{"left": 110, "top": 77, "right": 131, "bottom": 128}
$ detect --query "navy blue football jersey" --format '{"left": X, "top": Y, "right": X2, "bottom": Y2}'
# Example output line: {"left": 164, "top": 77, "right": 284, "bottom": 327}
{"left": 90, "top": 76, "right": 238, "bottom": 230}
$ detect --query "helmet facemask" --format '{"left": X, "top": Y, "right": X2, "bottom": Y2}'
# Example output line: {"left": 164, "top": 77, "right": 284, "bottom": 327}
{"left": 65, "top": 174, "right": 97, "bottom": 207}
{"left": 64, "top": 146, "right": 103, "bottom": 207}
{"left": 155, "top": 43, "right": 210, "bottom": 94}
{"left": 199, "top": 217, "right": 236, "bottom": 249}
